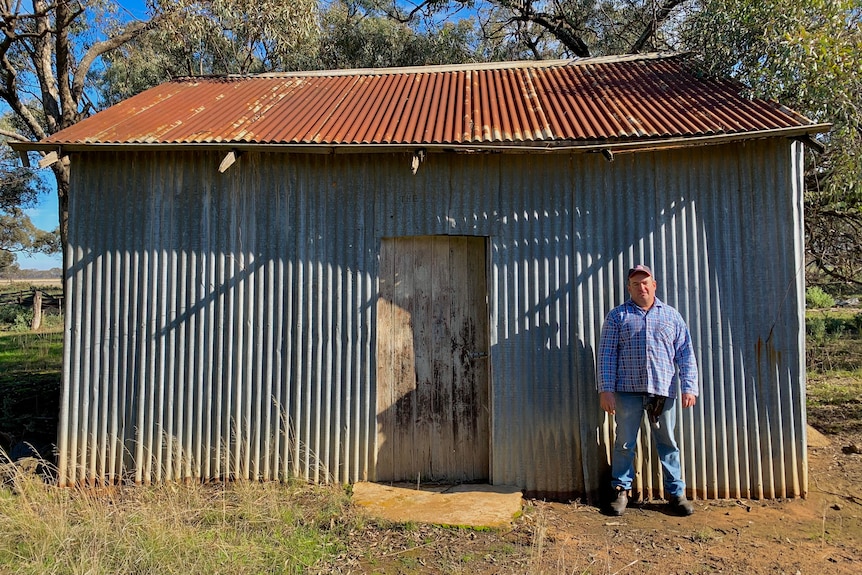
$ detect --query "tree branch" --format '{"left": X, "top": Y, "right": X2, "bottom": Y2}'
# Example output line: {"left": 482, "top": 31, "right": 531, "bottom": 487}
{"left": 629, "top": 0, "right": 692, "bottom": 53}
{"left": 55, "top": 0, "right": 75, "bottom": 127}
{"left": 72, "top": 19, "right": 155, "bottom": 108}
{"left": 0, "top": 53, "right": 47, "bottom": 141}
{"left": 31, "top": 0, "right": 60, "bottom": 133}
{"left": 507, "top": 10, "right": 591, "bottom": 57}
{"left": 0, "top": 129, "right": 29, "bottom": 142}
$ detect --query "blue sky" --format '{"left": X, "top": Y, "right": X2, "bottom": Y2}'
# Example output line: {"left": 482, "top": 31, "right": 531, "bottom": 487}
{"left": 18, "top": 195, "right": 61, "bottom": 270}
{"left": 118, "top": 0, "right": 148, "bottom": 20}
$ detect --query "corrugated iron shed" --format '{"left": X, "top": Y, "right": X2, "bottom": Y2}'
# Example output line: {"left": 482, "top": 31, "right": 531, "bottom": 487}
{"left": 36, "top": 53, "right": 825, "bottom": 151}
{"left": 15, "top": 53, "right": 824, "bottom": 501}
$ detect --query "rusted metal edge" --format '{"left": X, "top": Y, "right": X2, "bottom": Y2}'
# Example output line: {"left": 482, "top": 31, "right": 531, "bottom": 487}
{"left": 10, "top": 124, "right": 832, "bottom": 156}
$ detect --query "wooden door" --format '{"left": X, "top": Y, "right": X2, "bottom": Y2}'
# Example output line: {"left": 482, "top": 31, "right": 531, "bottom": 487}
{"left": 376, "top": 236, "right": 490, "bottom": 483}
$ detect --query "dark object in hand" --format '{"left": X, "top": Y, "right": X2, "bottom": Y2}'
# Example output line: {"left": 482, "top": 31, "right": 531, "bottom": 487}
{"left": 646, "top": 395, "right": 666, "bottom": 428}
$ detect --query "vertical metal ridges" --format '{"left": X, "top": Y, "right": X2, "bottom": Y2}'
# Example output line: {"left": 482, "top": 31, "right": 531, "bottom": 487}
{"left": 59, "top": 141, "right": 806, "bottom": 500}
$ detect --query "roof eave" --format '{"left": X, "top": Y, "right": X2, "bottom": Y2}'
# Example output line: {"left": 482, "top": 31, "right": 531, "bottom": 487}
{"left": 11, "top": 124, "right": 832, "bottom": 155}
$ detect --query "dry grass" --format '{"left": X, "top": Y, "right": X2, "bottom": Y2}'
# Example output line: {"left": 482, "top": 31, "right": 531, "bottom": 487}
{"left": 0, "top": 455, "right": 357, "bottom": 575}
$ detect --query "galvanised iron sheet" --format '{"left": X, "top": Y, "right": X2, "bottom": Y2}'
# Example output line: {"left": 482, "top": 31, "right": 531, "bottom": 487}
{"left": 59, "top": 140, "right": 807, "bottom": 501}
{"left": 44, "top": 55, "right": 816, "bottom": 149}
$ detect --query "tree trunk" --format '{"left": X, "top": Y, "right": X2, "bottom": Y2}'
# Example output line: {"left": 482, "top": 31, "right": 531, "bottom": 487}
{"left": 52, "top": 159, "right": 71, "bottom": 286}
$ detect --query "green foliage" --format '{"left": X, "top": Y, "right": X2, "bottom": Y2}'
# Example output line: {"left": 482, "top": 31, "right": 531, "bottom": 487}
{"left": 0, "top": 213, "right": 59, "bottom": 253}
{"left": 99, "top": 0, "right": 480, "bottom": 105}
{"left": 806, "top": 315, "right": 826, "bottom": 342}
{"left": 0, "top": 287, "right": 64, "bottom": 332}
{"left": 691, "top": 527, "right": 718, "bottom": 543}
{"left": 317, "top": 3, "right": 478, "bottom": 70}
{"left": 682, "top": 0, "right": 862, "bottom": 187}
{"left": 478, "top": 0, "right": 692, "bottom": 59}
{"left": 0, "top": 140, "right": 43, "bottom": 213}
{"left": 806, "top": 307, "right": 859, "bottom": 344}
{"left": 0, "top": 143, "right": 59, "bottom": 272}
{"left": 0, "top": 1, "right": 156, "bottom": 249}
{"left": 2, "top": 305, "right": 32, "bottom": 332}
{"left": 806, "top": 302, "right": 862, "bottom": 434}
{"left": 806, "top": 286, "right": 835, "bottom": 308}
{"left": 99, "top": 0, "right": 321, "bottom": 105}
{"left": 681, "top": 0, "right": 862, "bottom": 287}
{"left": 806, "top": 309, "right": 862, "bottom": 373}
{"left": 825, "top": 316, "right": 846, "bottom": 337}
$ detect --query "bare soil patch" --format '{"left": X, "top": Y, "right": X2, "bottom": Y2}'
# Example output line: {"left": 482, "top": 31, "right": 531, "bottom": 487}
{"left": 327, "top": 430, "right": 862, "bottom": 574}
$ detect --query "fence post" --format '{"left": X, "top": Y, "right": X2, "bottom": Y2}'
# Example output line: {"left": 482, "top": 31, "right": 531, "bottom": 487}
{"left": 30, "top": 290, "right": 42, "bottom": 330}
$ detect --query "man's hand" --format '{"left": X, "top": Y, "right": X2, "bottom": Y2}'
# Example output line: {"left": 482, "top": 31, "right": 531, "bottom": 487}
{"left": 600, "top": 391, "right": 616, "bottom": 414}
{"left": 681, "top": 393, "right": 697, "bottom": 408}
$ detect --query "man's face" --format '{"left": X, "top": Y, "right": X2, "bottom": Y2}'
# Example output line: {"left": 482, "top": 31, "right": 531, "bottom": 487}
{"left": 628, "top": 272, "right": 657, "bottom": 309}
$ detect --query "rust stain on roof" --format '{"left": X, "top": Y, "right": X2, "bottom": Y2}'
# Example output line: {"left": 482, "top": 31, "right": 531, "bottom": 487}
{"left": 43, "top": 54, "right": 819, "bottom": 148}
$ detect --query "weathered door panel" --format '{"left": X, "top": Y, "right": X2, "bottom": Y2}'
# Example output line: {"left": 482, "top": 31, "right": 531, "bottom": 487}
{"left": 376, "top": 236, "right": 490, "bottom": 482}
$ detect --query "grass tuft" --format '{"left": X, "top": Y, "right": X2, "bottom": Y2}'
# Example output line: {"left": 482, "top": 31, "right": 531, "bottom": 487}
{"left": 0, "top": 464, "right": 358, "bottom": 575}
{"left": 807, "top": 372, "right": 862, "bottom": 434}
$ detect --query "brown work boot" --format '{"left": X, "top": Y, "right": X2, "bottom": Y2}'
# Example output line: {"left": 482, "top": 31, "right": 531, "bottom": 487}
{"left": 609, "top": 488, "right": 628, "bottom": 516}
{"left": 669, "top": 494, "right": 694, "bottom": 516}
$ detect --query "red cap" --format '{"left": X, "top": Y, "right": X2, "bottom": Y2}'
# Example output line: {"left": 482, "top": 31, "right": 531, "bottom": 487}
{"left": 627, "top": 264, "right": 653, "bottom": 278}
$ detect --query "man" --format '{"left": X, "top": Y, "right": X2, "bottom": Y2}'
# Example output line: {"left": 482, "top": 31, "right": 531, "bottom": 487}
{"left": 598, "top": 264, "right": 698, "bottom": 516}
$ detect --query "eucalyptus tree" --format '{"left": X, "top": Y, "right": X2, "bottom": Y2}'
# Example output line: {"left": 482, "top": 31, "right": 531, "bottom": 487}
{"left": 316, "top": 0, "right": 478, "bottom": 69}
{"left": 376, "top": 1, "right": 695, "bottom": 59}
{"left": 0, "top": 0, "right": 319, "bottom": 261}
{"left": 680, "top": 0, "right": 862, "bottom": 287}
{"left": 0, "top": 0, "right": 153, "bottom": 268}
{"left": 0, "top": 142, "right": 57, "bottom": 272}
{"left": 100, "top": 0, "right": 480, "bottom": 106}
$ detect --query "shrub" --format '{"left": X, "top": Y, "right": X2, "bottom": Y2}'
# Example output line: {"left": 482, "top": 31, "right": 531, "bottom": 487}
{"left": 806, "top": 316, "right": 826, "bottom": 343}
{"left": 0, "top": 305, "right": 34, "bottom": 332}
{"left": 806, "top": 286, "right": 835, "bottom": 309}
{"left": 825, "top": 317, "right": 846, "bottom": 336}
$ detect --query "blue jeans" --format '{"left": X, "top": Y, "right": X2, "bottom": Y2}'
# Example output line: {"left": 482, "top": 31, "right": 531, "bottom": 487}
{"left": 611, "top": 392, "right": 685, "bottom": 498}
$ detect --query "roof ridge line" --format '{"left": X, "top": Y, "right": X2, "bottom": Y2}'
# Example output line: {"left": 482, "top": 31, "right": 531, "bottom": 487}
{"left": 172, "top": 52, "right": 687, "bottom": 82}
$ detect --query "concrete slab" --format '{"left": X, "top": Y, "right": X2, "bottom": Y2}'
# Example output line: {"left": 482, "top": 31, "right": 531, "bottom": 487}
{"left": 352, "top": 482, "right": 523, "bottom": 529}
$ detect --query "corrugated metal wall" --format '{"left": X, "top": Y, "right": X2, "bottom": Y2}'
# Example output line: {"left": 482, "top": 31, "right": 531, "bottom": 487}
{"left": 61, "top": 140, "right": 807, "bottom": 499}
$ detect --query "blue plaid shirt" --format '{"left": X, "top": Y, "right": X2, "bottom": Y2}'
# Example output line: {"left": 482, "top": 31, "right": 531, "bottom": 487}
{"left": 598, "top": 297, "right": 698, "bottom": 398}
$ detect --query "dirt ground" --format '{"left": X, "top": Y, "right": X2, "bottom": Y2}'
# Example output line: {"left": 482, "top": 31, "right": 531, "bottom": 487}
{"left": 327, "top": 428, "right": 862, "bottom": 574}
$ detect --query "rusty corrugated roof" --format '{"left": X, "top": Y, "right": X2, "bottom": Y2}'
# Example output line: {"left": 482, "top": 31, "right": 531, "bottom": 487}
{"left": 38, "top": 53, "right": 824, "bottom": 150}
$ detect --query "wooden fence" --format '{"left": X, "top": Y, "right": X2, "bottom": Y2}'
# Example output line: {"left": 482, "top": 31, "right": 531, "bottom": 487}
{"left": 0, "top": 290, "right": 63, "bottom": 329}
